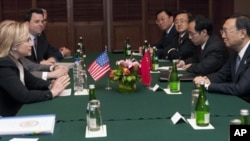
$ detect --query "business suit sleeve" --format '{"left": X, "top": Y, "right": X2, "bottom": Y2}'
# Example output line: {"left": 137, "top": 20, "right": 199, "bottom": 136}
{"left": 20, "top": 57, "right": 51, "bottom": 78}
{"left": 186, "top": 36, "right": 228, "bottom": 75}
{"left": 208, "top": 66, "right": 250, "bottom": 97}
{"left": 0, "top": 65, "right": 53, "bottom": 104}
{"left": 168, "top": 38, "right": 196, "bottom": 60}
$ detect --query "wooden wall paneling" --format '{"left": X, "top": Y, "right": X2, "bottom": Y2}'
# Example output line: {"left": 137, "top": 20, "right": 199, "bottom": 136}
{"left": 1, "top": 0, "right": 32, "bottom": 21}
{"left": 211, "top": 0, "right": 234, "bottom": 36}
{"left": 74, "top": 24, "right": 104, "bottom": 53}
{"left": 44, "top": 25, "right": 68, "bottom": 49}
{"left": 113, "top": 22, "right": 142, "bottom": 51}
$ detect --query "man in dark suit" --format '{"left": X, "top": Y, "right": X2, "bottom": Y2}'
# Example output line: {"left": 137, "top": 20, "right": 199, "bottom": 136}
{"left": 194, "top": 13, "right": 250, "bottom": 103}
{"left": 24, "top": 8, "right": 69, "bottom": 65}
{"left": 164, "top": 11, "right": 197, "bottom": 60}
{"left": 177, "top": 15, "right": 228, "bottom": 75}
{"left": 153, "top": 9, "right": 178, "bottom": 59}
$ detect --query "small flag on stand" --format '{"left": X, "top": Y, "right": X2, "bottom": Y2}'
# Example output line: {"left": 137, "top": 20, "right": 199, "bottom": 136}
{"left": 140, "top": 50, "right": 152, "bottom": 87}
{"left": 88, "top": 51, "right": 110, "bottom": 81}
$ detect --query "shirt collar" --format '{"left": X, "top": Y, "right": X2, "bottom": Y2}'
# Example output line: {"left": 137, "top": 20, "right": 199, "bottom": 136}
{"left": 238, "top": 40, "right": 250, "bottom": 60}
{"left": 166, "top": 23, "right": 174, "bottom": 34}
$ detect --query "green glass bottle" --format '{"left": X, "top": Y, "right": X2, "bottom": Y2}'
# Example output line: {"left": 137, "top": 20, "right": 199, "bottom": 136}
{"left": 124, "top": 37, "right": 131, "bottom": 56}
{"left": 169, "top": 60, "right": 180, "bottom": 92}
{"left": 89, "top": 84, "right": 96, "bottom": 100}
{"left": 195, "top": 81, "right": 210, "bottom": 126}
{"left": 142, "top": 40, "right": 149, "bottom": 56}
{"left": 86, "top": 84, "right": 97, "bottom": 129}
{"left": 240, "top": 109, "right": 249, "bottom": 125}
{"left": 79, "top": 36, "right": 86, "bottom": 57}
{"left": 152, "top": 46, "right": 159, "bottom": 71}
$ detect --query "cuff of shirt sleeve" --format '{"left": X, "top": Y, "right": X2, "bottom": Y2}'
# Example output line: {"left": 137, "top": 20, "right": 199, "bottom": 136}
{"left": 167, "top": 48, "right": 176, "bottom": 55}
{"left": 42, "top": 72, "right": 48, "bottom": 80}
{"left": 204, "top": 83, "right": 210, "bottom": 90}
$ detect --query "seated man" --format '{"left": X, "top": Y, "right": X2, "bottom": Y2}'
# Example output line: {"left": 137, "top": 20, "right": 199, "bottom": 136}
{"left": 162, "top": 10, "right": 197, "bottom": 60}
{"left": 177, "top": 15, "right": 228, "bottom": 75}
{"left": 154, "top": 9, "right": 178, "bottom": 59}
{"left": 24, "top": 8, "right": 71, "bottom": 65}
{"left": 41, "top": 8, "right": 71, "bottom": 60}
{"left": 193, "top": 13, "right": 250, "bottom": 103}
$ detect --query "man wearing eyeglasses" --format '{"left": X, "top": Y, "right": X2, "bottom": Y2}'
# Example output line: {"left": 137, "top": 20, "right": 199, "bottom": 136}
{"left": 194, "top": 13, "right": 250, "bottom": 103}
{"left": 177, "top": 15, "right": 228, "bottom": 75}
{"left": 154, "top": 9, "right": 178, "bottom": 59}
{"left": 163, "top": 10, "right": 197, "bottom": 60}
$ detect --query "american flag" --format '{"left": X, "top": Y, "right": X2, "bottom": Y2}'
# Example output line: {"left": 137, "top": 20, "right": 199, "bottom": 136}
{"left": 88, "top": 51, "right": 110, "bottom": 81}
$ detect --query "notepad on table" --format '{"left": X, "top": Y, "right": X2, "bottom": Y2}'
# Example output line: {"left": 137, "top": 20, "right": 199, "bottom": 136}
{"left": 0, "top": 114, "right": 56, "bottom": 136}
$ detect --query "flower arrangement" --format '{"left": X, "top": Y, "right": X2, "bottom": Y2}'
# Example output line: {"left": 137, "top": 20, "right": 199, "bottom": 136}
{"left": 109, "top": 59, "right": 141, "bottom": 93}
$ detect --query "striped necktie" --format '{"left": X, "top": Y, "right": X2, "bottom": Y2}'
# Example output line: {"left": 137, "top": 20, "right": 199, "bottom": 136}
{"left": 33, "top": 37, "right": 38, "bottom": 60}
{"left": 235, "top": 55, "right": 241, "bottom": 73}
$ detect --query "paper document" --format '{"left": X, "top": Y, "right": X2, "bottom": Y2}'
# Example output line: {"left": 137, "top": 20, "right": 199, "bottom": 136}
{"left": 0, "top": 114, "right": 56, "bottom": 136}
{"left": 56, "top": 62, "right": 74, "bottom": 69}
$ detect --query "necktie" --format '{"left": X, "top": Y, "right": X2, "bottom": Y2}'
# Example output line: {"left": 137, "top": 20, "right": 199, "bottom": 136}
{"left": 200, "top": 46, "right": 203, "bottom": 55}
{"left": 165, "top": 32, "right": 169, "bottom": 38}
{"left": 235, "top": 55, "right": 241, "bottom": 73}
{"left": 177, "top": 37, "right": 183, "bottom": 51}
{"left": 33, "top": 37, "right": 38, "bottom": 60}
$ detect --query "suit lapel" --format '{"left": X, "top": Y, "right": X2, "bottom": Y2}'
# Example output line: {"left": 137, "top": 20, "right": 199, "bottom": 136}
{"left": 234, "top": 44, "right": 250, "bottom": 81}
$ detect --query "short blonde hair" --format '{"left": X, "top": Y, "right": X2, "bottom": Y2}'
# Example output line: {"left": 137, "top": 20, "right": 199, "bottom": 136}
{"left": 0, "top": 20, "right": 29, "bottom": 57}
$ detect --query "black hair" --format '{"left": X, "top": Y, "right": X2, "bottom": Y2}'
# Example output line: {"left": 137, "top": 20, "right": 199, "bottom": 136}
{"left": 24, "top": 8, "right": 44, "bottom": 22}
{"left": 228, "top": 13, "right": 250, "bottom": 36}
{"left": 155, "top": 9, "right": 174, "bottom": 18}
{"left": 190, "top": 15, "right": 213, "bottom": 36}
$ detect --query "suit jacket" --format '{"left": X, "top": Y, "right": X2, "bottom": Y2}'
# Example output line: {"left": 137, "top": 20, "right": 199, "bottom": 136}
{"left": 156, "top": 25, "right": 178, "bottom": 59}
{"left": 207, "top": 44, "right": 250, "bottom": 102}
{"left": 0, "top": 56, "right": 53, "bottom": 116}
{"left": 166, "top": 32, "right": 197, "bottom": 60}
{"left": 20, "top": 57, "right": 51, "bottom": 78}
{"left": 26, "top": 32, "right": 63, "bottom": 63}
{"left": 185, "top": 35, "right": 228, "bottom": 75}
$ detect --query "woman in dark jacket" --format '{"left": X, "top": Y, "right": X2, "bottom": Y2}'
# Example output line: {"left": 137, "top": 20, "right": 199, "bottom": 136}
{"left": 0, "top": 20, "right": 70, "bottom": 116}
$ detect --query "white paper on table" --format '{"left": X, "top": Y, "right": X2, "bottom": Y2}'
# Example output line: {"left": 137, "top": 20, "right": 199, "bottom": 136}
{"left": 171, "top": 112, "right": 187, "bottom": 124}
{"left": 158, "top": 66, "right": 184, "bottom": 71}
{"left": 187, "top": 119, "right": 215, "bottom": 130}
{"left": 59, "top": 89, "right": 71, "bottom": 96}
{"left": 85, "top": 125, "right": 107, "bottom": 138}
{"left": 150, "top": 84, "right": 163, "bottom": 92}
{"left": 163, "top": 88, "right": 182, "bottom": 95}
{"left": 150, "top": 70, "right": 160, "bottom": 73}
{"left": 132, "top": 52, "right": 142, "bottom": 56}
{"left": 55, "top": 62, "right": 74, "bottom": 69}
{"left": 0, "top": 114, "right": 55, "bottom": 136}
{"left": 74, "top": 89, "right": 88, "bottom": 96}
{"left": 10, "top": 138, "right": 39, "bottom": 141}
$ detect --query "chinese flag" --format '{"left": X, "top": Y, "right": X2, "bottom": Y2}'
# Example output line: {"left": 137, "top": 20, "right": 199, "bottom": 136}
{"left": 140, "top": 50, "right": 152, "bottom": 87}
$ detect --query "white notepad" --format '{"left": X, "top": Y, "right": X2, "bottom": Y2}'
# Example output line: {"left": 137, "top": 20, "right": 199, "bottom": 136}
{"left": 0, "top": 114, "right": 56, "bottom": 136}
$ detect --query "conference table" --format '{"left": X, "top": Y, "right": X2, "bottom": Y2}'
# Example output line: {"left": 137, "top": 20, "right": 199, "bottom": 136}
{"left": 1, "top": 52, "right": 250, "bottom": 141}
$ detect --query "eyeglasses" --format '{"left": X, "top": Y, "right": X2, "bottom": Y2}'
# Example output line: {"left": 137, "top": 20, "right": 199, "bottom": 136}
{"left": 188, "top": 32, "right": 199, "bottom": 37}
{"left": 174, "top": 20, "right": 188, "bottom": 24}
{"left": 220, "top": 29, "right": 239, "bottom": 35}
{"left": 155, "top": 18, "right": 168, "bottom": 24}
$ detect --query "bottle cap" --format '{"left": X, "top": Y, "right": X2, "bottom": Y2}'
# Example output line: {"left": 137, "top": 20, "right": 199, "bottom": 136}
{"left": 240, "top": 109, "right": 249, "bottom": 116}
{"left": 89, "top": 84, "right": 95, "bottom": 89}
{"left": 230, "top": 119, "right": 241, "bottom": 125}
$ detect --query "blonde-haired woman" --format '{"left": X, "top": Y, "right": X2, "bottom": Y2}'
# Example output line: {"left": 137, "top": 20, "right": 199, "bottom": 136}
{"left": 0, "top": 20, "right": 70, "bottom": 116}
